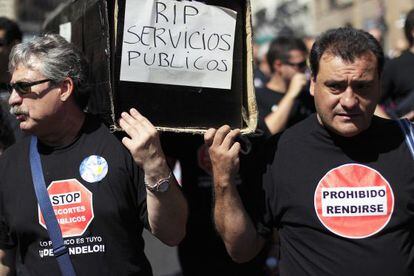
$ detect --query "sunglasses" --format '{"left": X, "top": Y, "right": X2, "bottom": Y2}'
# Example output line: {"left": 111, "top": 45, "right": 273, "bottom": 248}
{"left": 6, "top": 79, "right": 52, "bottom": 95}
{"left": 283, "top": 60, "right": 308, "bottom": 69}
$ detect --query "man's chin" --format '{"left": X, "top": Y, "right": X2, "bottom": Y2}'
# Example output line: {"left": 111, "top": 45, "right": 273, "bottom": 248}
{"left": 330, "top": 122, "right": 368, "bottom": 137}
{"left": 18, "top": 122, "right": 35, "bottom": 134}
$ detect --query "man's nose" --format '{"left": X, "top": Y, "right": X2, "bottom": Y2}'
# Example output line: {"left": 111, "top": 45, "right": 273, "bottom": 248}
{"left": 340, "top": 86, "right": 359, "bottom": 109}
{"left": 8, "top": 89, "right": 22, "bottom": 106}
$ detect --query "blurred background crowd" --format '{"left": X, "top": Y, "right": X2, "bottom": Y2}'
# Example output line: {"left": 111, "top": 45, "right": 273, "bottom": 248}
{"left": 0, "top": 0, "right": 412, "bottom": 62}
{"left": 0, "top": 0, "right": 410, "bottom": 55}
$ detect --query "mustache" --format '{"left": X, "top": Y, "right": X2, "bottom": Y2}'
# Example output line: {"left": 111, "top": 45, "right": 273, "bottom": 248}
{"left": 10, "top": 105, "right": 28, "bottom": 116}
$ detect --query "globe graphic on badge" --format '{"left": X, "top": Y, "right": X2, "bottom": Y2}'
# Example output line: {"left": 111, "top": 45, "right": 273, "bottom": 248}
{"left": 79, "top": 155, "right": 108, "bottom": 183}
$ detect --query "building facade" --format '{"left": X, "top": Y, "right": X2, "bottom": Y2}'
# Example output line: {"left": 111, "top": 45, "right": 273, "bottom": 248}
{"left": 310, "top": 0, "right": 414, "bottom": 55}
{"left": 0, "top": 0, "right": 16, "bottom": 19}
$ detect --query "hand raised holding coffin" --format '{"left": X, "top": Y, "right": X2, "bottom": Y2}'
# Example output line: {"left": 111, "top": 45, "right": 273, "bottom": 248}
{"left": 119, "top": 108, "right": 170, "bottom": 184}
{"left": 204, "top": 125, "right": 241, "bottom": 188}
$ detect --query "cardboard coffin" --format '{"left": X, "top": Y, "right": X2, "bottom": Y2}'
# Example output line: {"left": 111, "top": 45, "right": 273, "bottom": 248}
{"left": 44, "top": 0, "right": 257, "bottom": 134}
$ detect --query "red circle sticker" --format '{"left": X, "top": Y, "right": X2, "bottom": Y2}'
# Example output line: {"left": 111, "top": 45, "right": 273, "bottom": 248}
{"left": 314, "top": 163, "right": 394, "bottom": 239}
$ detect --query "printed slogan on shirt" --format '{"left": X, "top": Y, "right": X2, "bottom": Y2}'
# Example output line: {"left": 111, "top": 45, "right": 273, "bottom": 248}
{"left": 314, "top": 163, "right": 394, "bottom": 239}
{"left": 38, "top": 179, "right": 94, "bottom": 238}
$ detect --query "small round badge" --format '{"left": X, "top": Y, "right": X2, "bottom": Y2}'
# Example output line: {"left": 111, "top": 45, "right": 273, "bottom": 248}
{"left": 79, "top": 155, "right": 108, "bottom": 183}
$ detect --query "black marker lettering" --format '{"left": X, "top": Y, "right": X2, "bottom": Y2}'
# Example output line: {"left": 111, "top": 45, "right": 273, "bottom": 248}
{"left": 184, "top": 5, "right": 199, "bottom": 24}
{"left": 217, "top": 60, "right": 228, "bottom": 72}
{"left": 159, "top": 53, "right": 170, "bottom": 67}
{"left": 193, "top": 56, "right": 204, "bottom": 70}
{"left": 207, "top": 34, "right": 220, "bottom": 51}
{"left": 143, "top": 53, "right": 156, "bottom": 66}
{"left": 128, "top": 51, "right": 141, "bottom": 65}
{"left": 154, "top": 27, "right": 166, "bottom": 47}
{"left": 219, "top": 34, "right": 231, "bottom": 51}
{"left": 189, "top": 31, "right": 202, "bottom": 49}
{"left": 124, "top": 25, "right": 141, "bottom": 44}
{"left": 169, "top": 29, "right": 182, "bottom": 48}
{"left": 155, "top": 2, "right": 168, "bottom": 23}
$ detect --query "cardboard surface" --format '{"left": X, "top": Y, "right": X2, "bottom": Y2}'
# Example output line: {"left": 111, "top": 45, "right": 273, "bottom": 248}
{"left": 44, "top": 0, "right": 257, "bottom": 134}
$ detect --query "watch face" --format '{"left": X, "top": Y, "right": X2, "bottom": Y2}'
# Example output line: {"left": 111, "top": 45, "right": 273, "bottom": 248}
{"left": 158, "top": 180, "right": 170, "bottom": 193}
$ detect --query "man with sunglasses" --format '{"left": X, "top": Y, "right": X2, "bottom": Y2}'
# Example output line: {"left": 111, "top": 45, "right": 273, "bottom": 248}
{"left": 255, "top": 36, "right": 314, "bottom": 135}
{"left": 0, "top": 33, "right": 188, "bottom": 275}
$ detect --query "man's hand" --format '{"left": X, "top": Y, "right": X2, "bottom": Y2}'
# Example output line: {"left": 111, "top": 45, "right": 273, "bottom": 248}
{"left": 204, "top": 125, "right": 241, "bottom": 187}
{"left": 119, "top": 108, "right": 169, "bottom": 184}
{"left": 205, "top": 126, "right": 266, "bottom": 263}
{"left": 120, "top": 108, "right": 188, "bottom": 246}
{"left": 286, "top": 72, "right": 307, "bottom": 99}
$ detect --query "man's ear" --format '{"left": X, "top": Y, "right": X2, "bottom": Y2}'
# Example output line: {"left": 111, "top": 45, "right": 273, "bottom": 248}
{"left": 310, "top": 76, "right": 315, "bottom": 96}
{"left": 59, "top": 78, "right": 74, "bottom": 102}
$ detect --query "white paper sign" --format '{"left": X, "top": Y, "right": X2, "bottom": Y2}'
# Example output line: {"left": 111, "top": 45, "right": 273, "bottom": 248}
{"left": 59, "top": 22, "right": 72, "bottom": 42}
{"left": 120, "top": 0, "right": 237, "bottom": 89}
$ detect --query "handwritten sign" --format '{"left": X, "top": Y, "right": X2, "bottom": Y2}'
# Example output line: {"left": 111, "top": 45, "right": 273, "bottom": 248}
{"left": 120, "top": 0, "right": 237, "bottom": 89}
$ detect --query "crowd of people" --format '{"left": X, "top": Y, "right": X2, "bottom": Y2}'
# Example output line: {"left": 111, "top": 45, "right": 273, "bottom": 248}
{"left": 0, "top": 4, "right": 412, "bottom": 276}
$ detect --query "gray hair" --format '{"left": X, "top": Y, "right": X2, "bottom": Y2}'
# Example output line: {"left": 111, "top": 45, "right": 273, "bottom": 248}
{"left": 9, "top": 33, "right": 90, "bottom": 109}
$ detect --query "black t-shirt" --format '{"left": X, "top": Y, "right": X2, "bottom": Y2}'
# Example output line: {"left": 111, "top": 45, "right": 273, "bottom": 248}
{"left": 253, "top": 67, "right": 269, "bottom": 89}
{"left": 257, "top": 115, "right": 414, "bottom": 275}
{"left": 161, "top": 133, "right": 267, "bottom": 276}
{"left": 255, "top": 86, "right": 314, "bottom": 133}
{"left": 0, "top": 115, "right": 151, "bottom": 275}
{"left": 381, "top": 50, "right": 414, "bottom": 115}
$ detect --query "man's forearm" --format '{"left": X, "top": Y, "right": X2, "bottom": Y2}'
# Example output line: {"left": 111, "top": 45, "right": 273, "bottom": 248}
{"left": 205, "top": 126, "right": 265, "bottom": 262}
{"left": 146, "top": 163, "right": 188, "bottom": 246}
{"left": 214, "top": 182, "right": 265, "bottom": 263}
{"left": 265, "top": 94, "right": 296, "bottom": 134}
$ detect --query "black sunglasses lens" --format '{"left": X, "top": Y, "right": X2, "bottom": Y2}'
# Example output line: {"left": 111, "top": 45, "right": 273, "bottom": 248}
{"left": 284, "top": 60, "right": 307, "bottom": 69}
{"left": 17, "top": 83, "right": 31, "bottom": 94}
{"left": 10, "top": 83, "right": 29, "bottom": 94}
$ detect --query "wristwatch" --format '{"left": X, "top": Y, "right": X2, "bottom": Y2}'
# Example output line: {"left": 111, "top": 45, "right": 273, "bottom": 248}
{"left": 145, "top": 172, "right": 172, "bottom": 193}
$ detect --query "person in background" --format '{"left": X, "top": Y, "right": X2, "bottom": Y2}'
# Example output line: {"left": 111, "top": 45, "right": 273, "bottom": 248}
{"left": 380, "top": 8, "right": 414, "bottom": 121}
{"left": 0, "top": 109, "right": 14, "bottom": 154}
{"left": 253, "top": 40, "right": 272, "bottom": 89}
{"left": 302, "top": 35, "right": 315, "bottom": 54}
{"left": 255, "top": 36, "right": 314, "bottom": 135}
{"left": 0, "top": 17, "right": 23, "bottom": 141}
{"left": 0, "top": 17, "right": 22, "bottom": 85}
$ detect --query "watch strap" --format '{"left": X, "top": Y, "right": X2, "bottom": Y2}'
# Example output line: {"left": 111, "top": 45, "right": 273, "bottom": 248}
{"left": 145, "top": 172, "right": 172, "bottom": 192}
